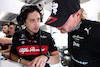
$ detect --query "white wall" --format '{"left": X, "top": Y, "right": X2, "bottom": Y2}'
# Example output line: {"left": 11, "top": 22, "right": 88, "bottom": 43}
{"left": 81, "top": 0, "right": 100, "bottom": 21}
{"left": 0, "top": 0, "right": 25, "bottom": 14}
{"left": 53, "top": 32, "right": 68, "bottom": 47}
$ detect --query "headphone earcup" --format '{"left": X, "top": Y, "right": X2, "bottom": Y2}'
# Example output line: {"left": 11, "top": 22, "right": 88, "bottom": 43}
{"left": 15, "top": 25, "right": 22, "bottom": 31}
{"left": 40, "top": 10, "right": 44, "bottom": 22}
{"left": 40, "top": 15, "right": 43, "bottom": 22}
{"left": 38, "top": 4, "right": 44, "bottom": 22}
{"left": 16, "top": 15, "right": 24, "bottom": 25}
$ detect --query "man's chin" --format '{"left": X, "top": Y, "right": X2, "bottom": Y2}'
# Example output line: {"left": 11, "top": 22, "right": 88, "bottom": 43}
{"left": 33, "top": 30, "right": 39, "bottom": 33}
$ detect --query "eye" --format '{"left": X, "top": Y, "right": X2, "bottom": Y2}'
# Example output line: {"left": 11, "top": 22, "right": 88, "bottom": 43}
{"left": 37, "top": 18, "right": 40, "bottom": 21}
{"left": 30, "top": 19, "right": 35, "bottom": 22}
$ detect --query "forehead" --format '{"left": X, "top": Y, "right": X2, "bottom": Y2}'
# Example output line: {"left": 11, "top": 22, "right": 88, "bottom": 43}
{"left": 9, "top": 25, "right": 15, "bottom": 28}
{"left": 27, "top": 11, "right": 40, "bottom": 18}
{"left": 3, "top": 25, "right": 8, "bottom": 28}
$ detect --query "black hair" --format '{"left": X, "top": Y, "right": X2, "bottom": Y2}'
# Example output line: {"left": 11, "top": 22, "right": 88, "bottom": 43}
{"left": 3, "top": 23, "right": 10, "bottom": 27}
{"left": 9, "top": 21, "right": 22, "bottom": 31}
{"left": 9, "top": 22, "right": 16, "bottom": 26}
{"left": 17, "top": 5, "right": 42, "bottom": 25}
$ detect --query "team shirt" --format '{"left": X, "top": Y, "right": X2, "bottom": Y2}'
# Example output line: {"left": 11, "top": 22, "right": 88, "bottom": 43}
{"left": 10, "top": 29, "right": 57, "bottom": 67}
{"left": 68, "top": 19, "right": 100, "bottom": 67}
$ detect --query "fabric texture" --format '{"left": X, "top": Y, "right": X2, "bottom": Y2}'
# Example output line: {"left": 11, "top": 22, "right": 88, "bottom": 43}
{"left": 10, "top": 29, "right": 57, "bottom": 67}
{"left": 68, "top": 19, "right": 100, "bottom": 67}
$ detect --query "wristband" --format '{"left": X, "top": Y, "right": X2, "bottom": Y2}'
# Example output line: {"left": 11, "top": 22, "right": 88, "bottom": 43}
{"left": 17, "top": 57, "right": 22, "bottom": 63}
{"left": 44, "top": 54, "right": 50, "bottom": 62}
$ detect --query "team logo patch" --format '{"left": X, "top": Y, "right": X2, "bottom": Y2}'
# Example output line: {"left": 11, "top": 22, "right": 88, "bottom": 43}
{"left": 84, "top": 27, "right": 91, "bottom": 35}
{"left": 52, "top": 2, "right": 58, "bottom": 15}
{"left": 40, "top": 35, "right": 47, "bottom": 38}
{"left": 72, "top": 35, "right": 84, "bottom": 47}
{"left": 21, "top": 34, "right": 26, "bottom": 38}
{"left": 21, "top": 41, "right": 25, "bottom": 44}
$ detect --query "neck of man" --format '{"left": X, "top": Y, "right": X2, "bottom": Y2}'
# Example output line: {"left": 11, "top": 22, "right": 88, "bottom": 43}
{"left": 26, "top": 28, "right": 35, "bottom": 36}
{"left": 71, "top": 18, "right": 81, "bottom": 32}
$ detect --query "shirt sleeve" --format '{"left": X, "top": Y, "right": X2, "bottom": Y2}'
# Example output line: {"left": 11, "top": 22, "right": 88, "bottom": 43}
{"left": 10, "top": 33, "right": 19, "bottom": 55}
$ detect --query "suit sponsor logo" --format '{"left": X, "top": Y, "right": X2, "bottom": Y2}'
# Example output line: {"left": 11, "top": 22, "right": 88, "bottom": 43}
{"left": 16, "top": 45, "right": 48, "bottom": 56}
{"left": 71, "top": 55, "right": 88, "bottom": 65}
{"left": 72, "top": 35, "right": 84, "bottom": 41}
{"left": 40, "top": 35, "right": 47, "bottom": 38}
{"left": 73, "top": 41, "right": 80, "bottom": 47}
{"left": 84, "top": 27, "right": 91, "bottom": 35}
{"left": 72, "top": 35, "right": 84, "bottom": 47}
{"left": 21, "top": 34, "right": 26, "bottom": 38}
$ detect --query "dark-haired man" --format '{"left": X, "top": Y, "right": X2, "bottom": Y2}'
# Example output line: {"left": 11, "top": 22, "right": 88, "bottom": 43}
{"left": 45, "top": 0, "right": 100, "bottom": 67}
{"left": 2, "top": 23, "right": 9, "bottom": 36}
{"left": 0, "top": 22, "right": 17, "bottom": 58}
{"left": 10, "top": 5, "right": 60, "bottom": 67}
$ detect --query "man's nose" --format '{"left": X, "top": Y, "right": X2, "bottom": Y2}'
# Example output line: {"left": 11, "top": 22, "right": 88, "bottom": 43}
{"left": 35, "top": 21, "right": 39, "bottom": 25}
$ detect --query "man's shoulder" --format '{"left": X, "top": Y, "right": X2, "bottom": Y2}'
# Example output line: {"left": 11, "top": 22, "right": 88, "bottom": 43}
{"left": 82, "top": 19, "right": 100, "bottom": 24}
{"left": 81, "top": 19, "right": 100, "bottom": 27}
{"left": 40, "top": 30, "right": 52, "bottom": 38}
{"left": 14, "top": 29, "right": 25, "bottom": 37}
{"left": 81, "top": 19, "right": 100, "bottom": 32}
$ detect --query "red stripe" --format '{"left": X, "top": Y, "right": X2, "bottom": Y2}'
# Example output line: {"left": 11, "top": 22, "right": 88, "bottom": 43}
{"left": 32, "top": 41, "right": 34, "bottom": 43}
{"left": 16, "top": 45, "right": 48, "bottom": 56}
{"left": 46, "top": 17, "right": 58, "bottom": 24}
{"left": 25, "top": 39, "right": 30, "bottom": 42}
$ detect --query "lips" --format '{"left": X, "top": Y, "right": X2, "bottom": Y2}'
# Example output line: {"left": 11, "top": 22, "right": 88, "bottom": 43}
{"left": 34, "top": 28, "right": 38, "bottom": 30}
{"left": 34, "top": 27, "right": 39, "bottom": 31}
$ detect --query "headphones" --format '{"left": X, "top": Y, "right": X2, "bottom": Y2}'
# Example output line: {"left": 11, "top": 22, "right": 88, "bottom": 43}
{"left": 17, "top": 4, "right": 44, "bottom": 25}
{"left": 9, "top": 22, "right": 22, "bottom": 31}
{"left": 15, "top": 25, "right": 22, "bottom": 31}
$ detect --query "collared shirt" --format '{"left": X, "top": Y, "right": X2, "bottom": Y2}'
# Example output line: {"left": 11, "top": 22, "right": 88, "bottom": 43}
{"left": 11, "top": 29, "right": 57, "bottom": 67}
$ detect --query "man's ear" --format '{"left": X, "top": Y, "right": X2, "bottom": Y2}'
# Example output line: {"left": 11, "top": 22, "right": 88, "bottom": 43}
{"left": 76, "top": 9, "right": 82, "bottom": 18}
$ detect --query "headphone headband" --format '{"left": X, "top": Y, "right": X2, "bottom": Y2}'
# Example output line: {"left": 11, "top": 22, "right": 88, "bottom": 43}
{"left": 17, "top": 4, "right": 44, "bottom": 25}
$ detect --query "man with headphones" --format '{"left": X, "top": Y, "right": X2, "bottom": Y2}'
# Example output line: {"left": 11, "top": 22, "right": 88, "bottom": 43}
{"left": 10, "top": 5, "right": 60, "bottom": 67}
{"left": 0, "top": 21, "right": 21, "bottom": 58}
{"left": 8, "top": 22, "right": 21, "bottom": 36}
